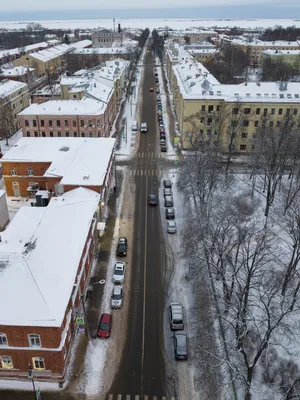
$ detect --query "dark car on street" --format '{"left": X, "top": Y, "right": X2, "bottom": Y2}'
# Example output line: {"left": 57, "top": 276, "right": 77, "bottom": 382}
{"left": 165, "top": 208, "right": 175, "bottom": 219}
{"left": 97, "top": 313, "right": 112, "bottom": 338}
{"left": 161, "top": 144, "right": 167, "bottom": 152}
{"left": 173, "top": 332, "right": 188, "bottom": 360}
{"left": 148, "top": 194, "right": 158, "bottom": 206}
{"left": 116, "top": 237, "right": 128, "bottom": 256}
{"left": 163, "top": 180, "right": 172, "bottom": 188}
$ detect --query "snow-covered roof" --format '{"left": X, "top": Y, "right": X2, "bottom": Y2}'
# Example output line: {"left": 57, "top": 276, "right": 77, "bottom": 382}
{"left": 188, "top": 49, "right": 219, "bottom": 55}
{"left": 224, "top": 37, "right": 300, "bottom": 48}
{"left": 262, "top": 49, "right": 300, "bottom": 56}
{"left": 72, "top": 47, "right": 130, "bottom": 55}
{"left": 62, "top": 186, "right": 101, "bottom": 200}
{"left": 33, "top": 83, "right": 61, "bottom": 96}
{"left": 18, "top": 98, "right": 106, "bottom": 116}
{"left": 0, "top": 41, "right": 49, "bottom": 60}
{"left": 2, "top": 137, "right": 115, "bottom": 187}
{"left": 47, "top": 39, "right": 60, "bottom": 45}
{"left": 0, "top": 194, "right": 99, "bottom": 327}
{"left": 0, "top": 66, "right": 34, "bottom": 77}
{"left": 70, "top": 39, "right": 92, "bottom": 49}
{"left": 0, "top": 79, "right": 28, "bottom": 99}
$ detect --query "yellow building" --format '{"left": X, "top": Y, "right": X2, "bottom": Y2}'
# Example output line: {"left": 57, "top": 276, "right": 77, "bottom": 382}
{"left": 165, "top": 42, "right": 300, "bottom": 153}
{"left": 262, "top": 49, "right": 300, "bottom": 68}
{"left": 0, "top": 79, "right": 29, "bottom": 137}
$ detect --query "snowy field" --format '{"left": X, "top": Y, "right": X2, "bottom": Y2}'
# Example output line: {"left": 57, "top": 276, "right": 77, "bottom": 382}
{"left": 0, "top": 18, "right": 300, "bottom": 31}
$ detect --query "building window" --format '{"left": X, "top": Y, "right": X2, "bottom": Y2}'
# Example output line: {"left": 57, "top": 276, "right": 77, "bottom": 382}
{"left": 294, "top": 109, "right": 298, "bottom": 115}
{"left": 11, "top": 168, "right": 17, "bottom": 176}
{"left": 0, "top": 333, "right": 8, "bottom": 346}
{"left": 232, "top": 108, "right": 239, "bottom": 115}
{"left": 34, "top": 132, "right": 38, "bottom": 137}
{"left": 28, "top": 334, "right": 41, "bottom": 347}
{"left": 278, "top": 109, "right": 283, "bottom": 115}
{"left": 277, "top": 121, "right": 281, "bottom": 127}
{"left": 269, "top": 121, "right": 274, "bottom": 127}
{"left": 1, "top": 356, "right": 13, "bottom": 369}
{"left": 57, "top": 120, "right": 61, "bottom": 127}
{"left": 286, "top": 108, "right": 290, "bottom": 115}
{"left": 263, "top": 108, "right": 268, "bottom": 116}
{"left": 57, "top": 132, "right": 61, "bottom": 137}
{"left": 88, "top": 120, "right": 92, "bottom": 127}
{"left": 201, "top": 105, "right": 205, "bottom": 111}
{"left": 271, "top": 108, "right": 275, "bottom": 115}
{"left": 72, "top": 120, "right": 76, "bottom": 127}
{"left": 207, "top": 117, "right": 212, "bottom": 125}
{"left": 73, "top": 132, "right": 77, "bottom": 137}
{"left": 81, "top": 132, "right": 85, "bottom": 137}
{"left": 25, "top": 120, "right": 29, "bottom": 127}
{"left": 66, "top": 132, "right": 70, "bottom": 137}
{"left": 26, "top": 132, "right": 30, "bottom": 137}
{"left": 208, "top": 105, "right": 214, "bottom": 113}
{"left": 49, "top": 120, "right": 53, "bottom": 126}
{"left": 40, "top": 120, "right": 44, "bottom": 127}
{"left": 32, "top": 120, "right": 37, "bottom": 127}
{"left": 42, "top": 132, "right": 46, "bottom": 137}
{"left": 240, "top": 144, "right": 247, "bottom": 151}
{"left": 32, "top": 357, "right": 45, "bottom": 370}
{"left": 243, "top": 120, "right": 249, "bottom": 127}
{"left": 244, "top": 108, "right": 251, "bottom": 114}
{"left": 241, "top": 132, "right": 248, "bottom": 138}
{"left": 50, "top": 132, "right": 53, "bottom": 137}
{"left": 89, "top": 132, "right": 93, "bottom": 137}
{"left": 28, "top": 168, "right": 34, "bottom": 176}
{"left": 64, "top": 120, "right": 69, "bottom": 127}
{"left": 254, "top": 121, "right": 259, "bottom": 127}
{"left": 216, "top": 105, "right": 221, "bottom": 112}
{"left": 80, "top": 120, "right": 84, "bottom": 127}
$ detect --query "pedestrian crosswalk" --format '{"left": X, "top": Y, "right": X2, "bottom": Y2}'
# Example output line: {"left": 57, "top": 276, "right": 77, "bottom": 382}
{"left": 136, "top": 152, "right": 174, "bottom": 159}
{"left": 107, "top": 395, "right": 178, "bottom": 400}
{"left": 129, "top": 169, "right": 159, "bottom": 176}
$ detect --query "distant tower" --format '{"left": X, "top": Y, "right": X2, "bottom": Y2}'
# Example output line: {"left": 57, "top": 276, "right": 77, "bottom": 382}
{"left": 113, "top": 18, "right": 115, "bottom": 32}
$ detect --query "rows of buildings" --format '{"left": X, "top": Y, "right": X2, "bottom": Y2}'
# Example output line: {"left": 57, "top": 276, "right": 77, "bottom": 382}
{"left": 165, "top": 41, "right": 300, "bottom": 152}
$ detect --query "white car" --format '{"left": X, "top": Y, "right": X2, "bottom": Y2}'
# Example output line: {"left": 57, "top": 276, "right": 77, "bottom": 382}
{"left": 167, "top": 220, "right": 177, "bottom": 234}
{"left": 141, "top": 122, "right": 148, "bottom": 133}
{"left": 112, "top": 261, "right": 126, "bottom": 284}
{"left": 111, "top": 285, "right": 123, "bottom": 309}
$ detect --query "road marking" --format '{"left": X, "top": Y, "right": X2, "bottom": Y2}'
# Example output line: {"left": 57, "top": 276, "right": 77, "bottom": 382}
{"left": 141, "top": 152, "right": 144, "bottom": 158}
{"left": 108, "top": 395, "right": 113, "bottom": 400}
{"left": 141, "top": 174, "right": 148, "bottom": 393}
{"left": 144, "top": 396, "right": 149, "bottom": 400}
{"left": 141, "top": 169, "right": 144, "bottom": 176}
{"left": 137, "top": 169, "right": 140, "bottom": 176}
{"left": 117, "top": 395, "right": 122, "bottom": 400}
{"left": 153, "top": 397, "right": 158, "bottom": 400}
{"left": 126, "top": 395, "right": 131, "bottom": 400}
{"left": 135, "top": 396, "right": 139, "bottom": 400}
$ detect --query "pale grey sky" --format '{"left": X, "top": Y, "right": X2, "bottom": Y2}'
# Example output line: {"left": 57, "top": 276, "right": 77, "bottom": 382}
{"left": 1, "top": 0, "right": 295, "bottom": 11}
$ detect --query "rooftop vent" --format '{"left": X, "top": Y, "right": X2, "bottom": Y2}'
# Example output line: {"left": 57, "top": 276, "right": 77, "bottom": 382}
{"left": 59, "top": 146, "right": 70, "bottom": 152}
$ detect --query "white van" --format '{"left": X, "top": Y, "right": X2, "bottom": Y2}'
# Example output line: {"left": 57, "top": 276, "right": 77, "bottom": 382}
{"left": 131, "top": 121, "right": 138, "bottom": 131}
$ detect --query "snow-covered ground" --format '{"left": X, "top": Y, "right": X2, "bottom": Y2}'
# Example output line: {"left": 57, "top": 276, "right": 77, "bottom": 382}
{"left": 0, "top": 18, "right": 300, "bottom": 31}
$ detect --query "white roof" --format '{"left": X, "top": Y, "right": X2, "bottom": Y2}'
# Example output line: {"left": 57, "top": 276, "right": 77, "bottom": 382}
{"left": 0, "top": 41, "right": 49, "bottom": 60}
{"left": 224, "top": 37, "right": 300, "bottom": 48}
{"left": 0, "top": 66, "right": 34, "bottom": 77}
{"left": 263, "top": 49, "right": 300, "bottom": 56}
{"left": 73, "top": 47, "right": 130, "bottom": 55}
{"left": 0, "top": 79, "right": 27, "bottom": 99}
{"left": 0, "top": 194, "right": 99, "bottom": 327}
{"left": 2, "top": 137, "right": 115, "bottom": 187}
{"left": 70, "top": 39, "right": 92, "bottom": 49}
{"left": 18, "top": 98, "right": 106, "bottom": 116}
{"left": 30, "top": 44, "right": 70, "bottom": 62}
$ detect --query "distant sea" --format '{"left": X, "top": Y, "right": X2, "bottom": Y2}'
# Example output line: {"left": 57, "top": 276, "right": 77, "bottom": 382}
{"left": 0, "top": 6, "right": 300, "bottom": 22}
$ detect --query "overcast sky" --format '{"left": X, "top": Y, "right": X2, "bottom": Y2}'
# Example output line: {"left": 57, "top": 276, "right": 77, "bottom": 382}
{"left": 2, "top": 0, "right": 299, "bottom": 11}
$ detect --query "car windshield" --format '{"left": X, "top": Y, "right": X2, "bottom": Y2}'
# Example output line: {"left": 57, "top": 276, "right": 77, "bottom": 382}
{"left": 113, "top": 293, "right": 122, "bottom": 300}
{"left": 149, "top": 195, "right": 156, "bottom": 200}
{"left": 100, "top": 323, "right": 110, "bottom": 330}
{"left": 114, "top": 270, "right": 123, "bottom": 275}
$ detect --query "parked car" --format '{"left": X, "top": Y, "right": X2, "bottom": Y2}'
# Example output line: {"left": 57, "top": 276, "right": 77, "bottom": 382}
{"left": 157, "top": 110, "right": 163, "bottom": 116}
{"left": 116, "top": 237, "right": 127, "bottom": 256}
{"left": 159, "top": 123, "right": 164, "bottom": 129}
{"left": 160, "top": 139, "right": 166, "bottom": 147}
{"left": 155, "top": 73, "right": 158, "bottom": 76}
{"left": 164, "top": 195, "right": 173, "bottom": 207}
{"left": 159, "top": 128, "right": 165, "bottom": 134}
{"left": 167, "top": 220, "right": 177, "bottom": 234}
{"left": 112, "top": 261, "right": 126, "bottom": 284}
{"left": 156, "top": 95, "right": 161, "bottom": 101}
{"left": 169, "top": 301, "right": 184, "bottom": 329}
{"left": 148, "top": 194, "right": 158, "bottom": 206}
{"left": 156, "top": 89, "right": 160, "bottom": 94}
{"left": 173, "top": 332, "right": 188, "bottom": 360}
{"left": 141, "top": 122, "right": 148, "bottom": 133}
{"left": 161, "top": 144, "right": 167, "bottom": 152}
{"left": 165, "top": 208, "right": 175, "bottom": 219}
{"left": 164, "top": 188, "right": 172, "bottom": 197}
{"left": 149, "top": 87, "right": 154, "bottom": 92}
{"left": 163, "top": 180, "right": 172, "bottom": 188}
{"left": 97, "top": 313, "right": 112, "bottom": 338}
{"left": 111, "top": 285, "right": 123, "bottom": 309}
{"left": 160, "top": 134, "right": 166, "bottom": 141}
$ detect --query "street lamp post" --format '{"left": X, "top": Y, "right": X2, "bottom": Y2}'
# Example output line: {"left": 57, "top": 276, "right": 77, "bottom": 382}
{"left": 27, "top": 363, "right": 37, "bottom": 400}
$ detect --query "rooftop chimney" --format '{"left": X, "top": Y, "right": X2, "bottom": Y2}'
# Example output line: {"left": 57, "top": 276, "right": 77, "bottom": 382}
{"left": 118, "top": 24, "right": 121, "bottom": 33}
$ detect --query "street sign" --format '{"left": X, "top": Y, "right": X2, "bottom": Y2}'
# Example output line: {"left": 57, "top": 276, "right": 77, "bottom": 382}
{"left": 122, "top": 131, "right": 126, "bottom": 139}
{"left": 76, "top": 317, "right": 85, "bottom": 325}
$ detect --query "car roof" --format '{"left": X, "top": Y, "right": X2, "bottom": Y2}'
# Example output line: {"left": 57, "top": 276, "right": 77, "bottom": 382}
{"left": 115, "top": 263, "right": 125, "bottom": 271}
{"left": 113, "top": 286, "right": 122, "bottom": 294}
{"left": 100, "top": 313, "right": 111, "bottom": 323}
{"left": 141, "top": 122, "right": 147, "bottom": 125}
{"left": 168, "top": 220, "right": 176, "bottom": 226}
{"left": 175, "top": 332, "right": 187, "bottom": 346}
{"left": 119, "top": 237, "right": 126, "bottom": 242}
{"left": 167, "top": 208, "right": 174, "bottom": 212}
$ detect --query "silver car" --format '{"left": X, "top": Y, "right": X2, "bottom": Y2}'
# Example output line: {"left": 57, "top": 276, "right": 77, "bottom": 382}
{"left": 112, "top": 261, "right": 126, "bottom": 284}
{"left": 173, "top": 332, "right": 188, "bottom": 360}
{"left": 111, "top": 285, "right": 123, "bottom": 309}
{"left": 167, "top": 220, "right": 177, "bottom": 234}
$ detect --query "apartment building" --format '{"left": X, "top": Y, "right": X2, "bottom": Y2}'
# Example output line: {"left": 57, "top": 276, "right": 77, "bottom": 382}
{"left": 219, "top": 36, "right": 300, "bottom": 66}
{"left": 168, "top": 29, "right": 217, "bottom": 44}
{"left": 262, "top": 49, "right": 300, "bottom": 67}
{"left": 165, "top": 42, "right": 300, "bottom": 153}
{"left": 92, "top": 29, "right": 123, "bottom": 48}
{"left": 1, "top": 136, "right": 115, "bottom": 205}
{"left": 0, "top": 79, "right": 29, "bottom": 137}
{"left": 0, "top": 41, "right": 49, "bottom": 64}
{"left": 18, "top": 98, "right": 113, "bottom": 139}
{"left": 0, "top": 66, "right": 35, "bottom": 84}
{"left": 0, "top": 190, "right": 99, "bottom": 381}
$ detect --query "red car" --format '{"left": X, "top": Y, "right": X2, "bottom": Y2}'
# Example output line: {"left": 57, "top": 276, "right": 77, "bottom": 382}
{"left": 97, "top": 313, "right": 112, "bottom": 338}
{"left": 149, "top": 87, "right": 154, "bottom": 92}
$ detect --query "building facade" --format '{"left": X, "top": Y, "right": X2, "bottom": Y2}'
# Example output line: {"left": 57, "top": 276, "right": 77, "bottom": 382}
{"left": 92, "top": 29, "right": 123, "bottom": 48}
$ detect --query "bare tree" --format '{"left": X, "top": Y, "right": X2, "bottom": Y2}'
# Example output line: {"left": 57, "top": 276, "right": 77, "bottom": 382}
{"left": 0, "top": 102, "right": 16, "bottom": 145}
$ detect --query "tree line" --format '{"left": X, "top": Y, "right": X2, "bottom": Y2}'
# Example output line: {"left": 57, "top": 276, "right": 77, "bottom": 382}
{"left": 260, "top": 26, "right": 300, "bottom": 42}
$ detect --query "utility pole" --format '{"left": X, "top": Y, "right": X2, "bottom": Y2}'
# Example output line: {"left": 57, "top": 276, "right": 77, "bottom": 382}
{"left": 80, "top": 294, "right": 91, "bottom": 340}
